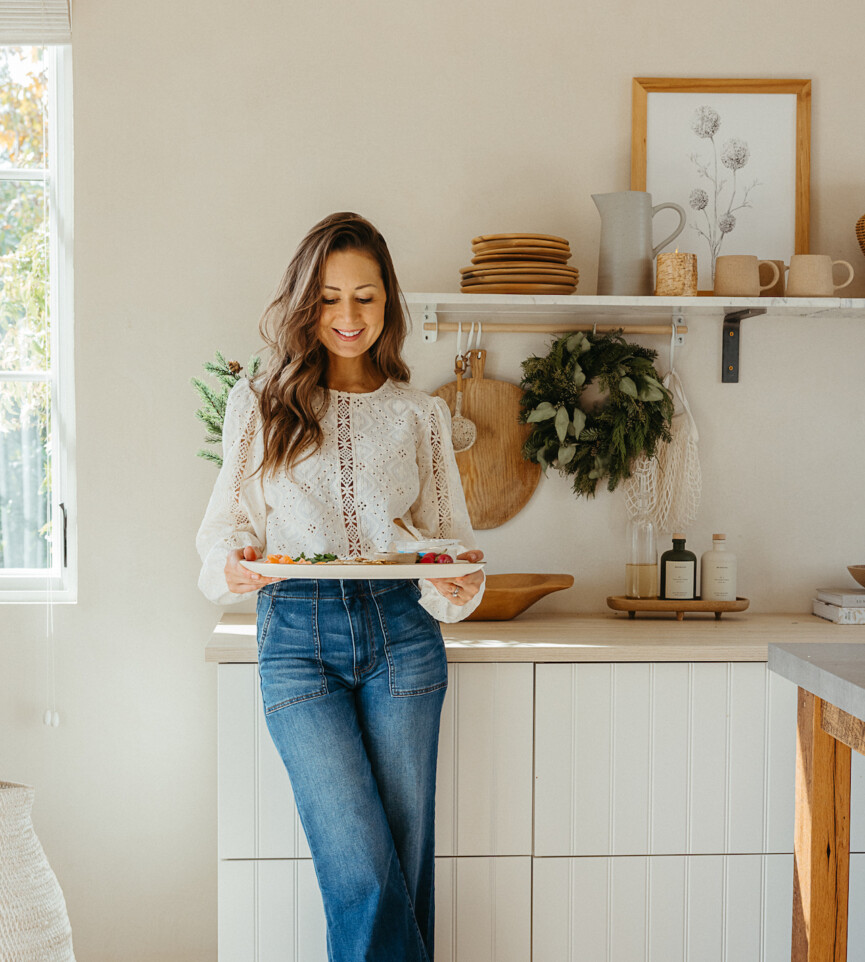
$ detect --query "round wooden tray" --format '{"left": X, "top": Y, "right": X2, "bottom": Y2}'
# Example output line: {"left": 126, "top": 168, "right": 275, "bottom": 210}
{"left": 460, "top": 282, "right": 577, "bottom": 294}
{"left": 473, "top": 237, "right": 570, "bottom": 253}
{"left": 472, "top": 232, "right": 571, "bottom": 245}
{"left": 461, "top": 273, "right": 579, "bottom": 286}
{"left": 460, "top": 263, "right": 579, "bottom": 276}
{"left": 471, "top": 252, "right": 571, "bottom": 264}
{"left": 606, "top": 596, "right": 750, "bottom": 621}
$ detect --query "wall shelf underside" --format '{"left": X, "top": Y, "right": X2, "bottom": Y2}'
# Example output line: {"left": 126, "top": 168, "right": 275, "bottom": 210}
{"left": 405, "top": 294, "right": 865, "bottom": 382}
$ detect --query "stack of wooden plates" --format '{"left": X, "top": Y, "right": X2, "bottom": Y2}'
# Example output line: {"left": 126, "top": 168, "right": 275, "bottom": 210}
{"left": 460, "top": 233, "right": 578, "bottom": 294}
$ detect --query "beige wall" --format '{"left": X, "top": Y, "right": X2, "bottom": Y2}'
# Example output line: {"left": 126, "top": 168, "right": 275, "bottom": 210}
{"left": 1, "top": 0, "right": 864, "bottom": 958}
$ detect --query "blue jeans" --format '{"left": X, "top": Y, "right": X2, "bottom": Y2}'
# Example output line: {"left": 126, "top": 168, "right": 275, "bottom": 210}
{"left": 256, "top": 578, "right": 448, "bottom": 962}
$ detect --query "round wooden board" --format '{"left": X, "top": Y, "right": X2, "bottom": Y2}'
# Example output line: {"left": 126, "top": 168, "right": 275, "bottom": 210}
{"left": 472, "top": 232, "right": 570, "bottom": 246}
{"left": 461, "top": 282, "right": 577, "bottom": 294}
{"left": 462, "top": 269, "right": 579, "bottom": 281}
{"left": 462, "top": 273, "right": 579, "bottom": 285}
{"left": 460, "top": 262, "right": 579, "bottom": 276}
{"left": 471, "top": 252, "right": 571, "bottom": 264}
{"left": 432, "top": 352, "right": 540, "bottom": 529}
{"left": 471, "top": 247, "right": 571, "bottom": 260}
{"left": 473, "top": 238, "right": 570, "bottom": 253}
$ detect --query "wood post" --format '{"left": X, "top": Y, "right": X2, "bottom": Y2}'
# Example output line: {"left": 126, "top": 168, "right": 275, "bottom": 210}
{"left": 792, "top": 688, "right": 851, "bottom": 962}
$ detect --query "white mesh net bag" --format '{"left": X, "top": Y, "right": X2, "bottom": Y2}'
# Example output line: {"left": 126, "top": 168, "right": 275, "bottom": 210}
{"left": 623, "top": 368, "right": 701, "bottom": 532}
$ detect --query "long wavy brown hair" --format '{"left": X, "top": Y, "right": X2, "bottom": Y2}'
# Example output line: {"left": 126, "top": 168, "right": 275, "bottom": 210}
{"left": 252, "top": 212, "right": 411, "bottom": 477}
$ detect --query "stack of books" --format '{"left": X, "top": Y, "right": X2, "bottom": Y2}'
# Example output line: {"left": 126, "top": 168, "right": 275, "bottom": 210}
{"left": 812, "top": 587, "right": 865, "bottom": 624}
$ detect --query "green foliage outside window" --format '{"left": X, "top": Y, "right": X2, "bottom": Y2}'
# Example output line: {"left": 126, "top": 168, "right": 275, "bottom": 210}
{"left": 0, "top": 47, "right": 52, "bottom": 569}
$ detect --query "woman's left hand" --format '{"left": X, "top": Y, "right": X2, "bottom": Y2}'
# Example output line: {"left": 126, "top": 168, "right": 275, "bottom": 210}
{"left": 426, "top": 549, "right": 484, "bottom": 606}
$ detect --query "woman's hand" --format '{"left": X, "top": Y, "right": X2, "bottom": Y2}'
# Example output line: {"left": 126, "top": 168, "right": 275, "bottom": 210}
{"left": 225, "top": 546, "right": 282, "bottom": 594}
{"left": 426, "top": 549, "right": 484, "bottom": 606}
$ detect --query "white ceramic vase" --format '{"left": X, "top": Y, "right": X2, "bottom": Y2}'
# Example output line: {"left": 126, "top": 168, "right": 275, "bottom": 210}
{"left": 0, "top": 781, "right": 75, "bottom": 961}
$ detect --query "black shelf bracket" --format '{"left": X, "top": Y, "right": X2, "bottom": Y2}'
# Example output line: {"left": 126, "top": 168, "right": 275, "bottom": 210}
{"left": 722, "top": 308, "right": 767, "bottom": 382}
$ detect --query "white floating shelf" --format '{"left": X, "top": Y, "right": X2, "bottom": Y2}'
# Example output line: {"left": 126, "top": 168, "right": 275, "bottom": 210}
{"left": 404, "top": 292, "right": 865, "bottom": 319}
{"left": 404, "top": 293, "right": 865, "bottom": 382}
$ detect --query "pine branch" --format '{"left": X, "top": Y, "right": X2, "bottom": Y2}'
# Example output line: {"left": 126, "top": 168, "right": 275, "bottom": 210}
{"left": 191, "top": 351, "right": 256, "bottom": 469}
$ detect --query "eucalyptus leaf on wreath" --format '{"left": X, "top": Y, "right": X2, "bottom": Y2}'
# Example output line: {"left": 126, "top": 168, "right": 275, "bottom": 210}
{"left": 518, "top": 330, "right": 674, "bottom": 497}
{"left": 191, "top": 351, "right": 261, "bottom": 467}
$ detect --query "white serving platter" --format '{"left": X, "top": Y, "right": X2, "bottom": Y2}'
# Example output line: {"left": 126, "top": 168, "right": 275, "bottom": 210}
{"left": 241, "top": 560, "right": 485, "bottom": 580}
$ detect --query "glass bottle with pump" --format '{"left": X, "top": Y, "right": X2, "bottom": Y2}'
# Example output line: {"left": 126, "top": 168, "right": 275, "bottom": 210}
{"left": 625, "top": 477, "right": 658, "bottom": 598}
{"left": 700, "top": 534, "right": 737, "bottom": 601}
{"left": 660, "top": 533, "right": 696, "bottom": 599}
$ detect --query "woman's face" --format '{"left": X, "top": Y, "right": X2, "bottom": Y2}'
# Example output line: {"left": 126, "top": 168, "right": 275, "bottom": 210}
{"left": 317, "top": 249, "right": 386, "bottom": 361}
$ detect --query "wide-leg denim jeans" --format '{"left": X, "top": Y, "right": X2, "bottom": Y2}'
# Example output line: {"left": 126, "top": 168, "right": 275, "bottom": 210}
{"left": 256, "top": 577, "right": 448, "bottom": 962}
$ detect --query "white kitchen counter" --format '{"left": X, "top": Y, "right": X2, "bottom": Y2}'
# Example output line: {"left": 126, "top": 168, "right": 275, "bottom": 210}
{"left": 205, "top": 610, "right": 857, "bottom": 663}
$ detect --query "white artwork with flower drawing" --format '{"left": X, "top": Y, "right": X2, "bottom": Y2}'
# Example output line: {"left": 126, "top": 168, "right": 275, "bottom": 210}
{"left": 646, "top": 92, "right": 798, "bottom": 290}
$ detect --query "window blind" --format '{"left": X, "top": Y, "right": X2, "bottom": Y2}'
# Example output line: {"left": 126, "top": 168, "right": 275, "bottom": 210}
{"left": 0, "top": 0, "right": 71, "bottom": 44}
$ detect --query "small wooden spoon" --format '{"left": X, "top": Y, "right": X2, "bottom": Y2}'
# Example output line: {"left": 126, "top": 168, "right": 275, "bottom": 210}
{"left": 393, "top": 517, "right": 419, "bottom": 539}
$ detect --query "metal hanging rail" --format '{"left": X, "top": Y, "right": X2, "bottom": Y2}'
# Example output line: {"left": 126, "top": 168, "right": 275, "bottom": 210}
{"left": 421, "top": 320, "right": 688, "bottom": 337}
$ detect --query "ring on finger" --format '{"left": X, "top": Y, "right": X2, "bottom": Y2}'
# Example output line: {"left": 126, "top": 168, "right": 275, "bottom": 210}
{"left": 451, "top": 586, "right": 460, "bottom": 598}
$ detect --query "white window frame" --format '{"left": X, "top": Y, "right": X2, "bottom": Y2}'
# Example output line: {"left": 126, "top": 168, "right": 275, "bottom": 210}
{"left": 0, "top": 45, "right": 76, "bottom": 603}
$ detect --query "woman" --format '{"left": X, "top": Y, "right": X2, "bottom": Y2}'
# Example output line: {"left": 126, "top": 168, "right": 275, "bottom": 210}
{"left": 196, "top": 211, "right": 485, "bottom": 962}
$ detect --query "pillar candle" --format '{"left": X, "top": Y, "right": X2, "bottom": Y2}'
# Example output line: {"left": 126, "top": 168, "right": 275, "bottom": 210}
{"left": 655, "top": 251, "right": 698, "bottom": 296}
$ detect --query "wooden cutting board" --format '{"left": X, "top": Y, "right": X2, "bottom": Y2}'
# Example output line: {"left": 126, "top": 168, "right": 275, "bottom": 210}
{"left": 433, "top": 349, "right": 540, "bottom": 529}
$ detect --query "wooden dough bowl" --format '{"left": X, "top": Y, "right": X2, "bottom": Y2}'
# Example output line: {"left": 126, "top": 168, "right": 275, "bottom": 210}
{"left": 466, "top": 573, "right": 575, "bottom": 621}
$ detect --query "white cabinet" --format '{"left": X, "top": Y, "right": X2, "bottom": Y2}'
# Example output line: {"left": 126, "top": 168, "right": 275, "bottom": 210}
{"left": 219, "top": 856, "right": 531, "bottom": 962}
{"left": 436, "top": 663, "right": 534, "bottom": 856}
{"left": 218, "top": 659, "right": 865, "bottom": 960}
{"left": 533, "top": 663, "right": 801, "bottom": 856}
{"left": 532, "top": 855, "right": 865, "bottom": 962}
{"left": 217, "top": 662, "right": 534, "bottom": 960}
{"left": 218, "top": 662, "right": 533, "bottom": 860}
{"left": 218, "top": 860, "right": 326, "bottom": 962}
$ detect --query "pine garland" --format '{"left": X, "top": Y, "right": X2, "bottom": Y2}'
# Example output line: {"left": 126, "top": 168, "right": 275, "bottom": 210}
{"left": 191, "top": 351, "right": 261, "bottom": 467}
{"left": 519, "top": 330, "right": 673, "bottom": 497}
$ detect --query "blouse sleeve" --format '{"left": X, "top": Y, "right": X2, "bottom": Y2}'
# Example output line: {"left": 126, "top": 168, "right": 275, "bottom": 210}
{"left": 195, "top": 379, "right": 268, "bottom": 605}
{"left": 410, "top": 395, "right": 486, "bottom": 624}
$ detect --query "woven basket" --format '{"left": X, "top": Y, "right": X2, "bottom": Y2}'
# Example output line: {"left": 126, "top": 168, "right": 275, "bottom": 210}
{"left": 0, "top": 781, "right": 75, "bottom": 961}
{"left": 856, "top": 214, "right": 865, "bottom": 259}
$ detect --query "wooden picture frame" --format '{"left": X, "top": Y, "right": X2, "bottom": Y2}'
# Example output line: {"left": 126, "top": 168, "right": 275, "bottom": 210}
{"left": 631, "top": 78, "right": 811, "bottom": 291}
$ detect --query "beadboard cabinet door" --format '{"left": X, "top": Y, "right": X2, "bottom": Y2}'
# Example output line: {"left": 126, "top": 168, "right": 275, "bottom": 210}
{"left": 218, "top": 662, "right": 533, "bottom": 859}
{"left": 533, "top": 662, "right": 865, "bottom": 856}
{"left": 435, "top": 857, "right": 532, "bottom": 962}
{"left": 531, "top": 854, "right": 865, "bottom": 962}
{"left": 218, "top": 860, "right": 326, "bottom": 962}
{"left": 218, "top": 857, "right": 531, "bottom": 962}
{"left": 435, "top": 663, "right": 534, "bottom": 856}
{"left": 218, "top": 663, "right": 311, "bottom": 859}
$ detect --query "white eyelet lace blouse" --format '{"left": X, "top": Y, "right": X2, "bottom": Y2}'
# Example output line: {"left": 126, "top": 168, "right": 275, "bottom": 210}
{"left": 196, "top": 377, "right": 485, "bottom": 623}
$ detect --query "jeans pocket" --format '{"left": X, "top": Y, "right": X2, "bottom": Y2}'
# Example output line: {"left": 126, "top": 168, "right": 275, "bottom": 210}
{"left": 255, "top": 589, "right": 275, "bottom": 659}
{"left": 257, "top": 595, "right": 327, "bottom": 713}
{"left": 380, "top": 584, "right": 448, "bottom": 697}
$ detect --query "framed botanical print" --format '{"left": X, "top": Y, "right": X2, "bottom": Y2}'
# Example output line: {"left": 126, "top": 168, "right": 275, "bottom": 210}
{"left": 631, "top": 78, "right": 811, "bottom": 291}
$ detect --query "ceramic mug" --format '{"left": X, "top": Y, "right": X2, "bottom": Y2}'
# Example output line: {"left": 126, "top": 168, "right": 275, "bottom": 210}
{"left": 713, "top": 255, "right": 780, "bottom": 296}
{"left": 786, "top": 254, "right": 855, "bottom": 297}
{"left": 759, "top": 259, "right": 787, "bottom": 297}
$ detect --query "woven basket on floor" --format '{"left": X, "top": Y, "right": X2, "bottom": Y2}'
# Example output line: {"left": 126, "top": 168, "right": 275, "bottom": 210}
{"left": 0, "top": 781, "right": 75, "bottom": 961}
{"left": 856, "top": 214, "right": 865, "bottom": 259}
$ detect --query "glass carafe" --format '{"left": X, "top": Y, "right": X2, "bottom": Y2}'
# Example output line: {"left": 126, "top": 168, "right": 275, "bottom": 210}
{"left": 625, "top": 478, "right": 658, "bottom": 598}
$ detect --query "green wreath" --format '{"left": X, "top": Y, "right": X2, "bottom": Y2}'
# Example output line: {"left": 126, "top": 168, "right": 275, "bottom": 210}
{"left": 519, "top": 329, "right": 674, "bottom": 497}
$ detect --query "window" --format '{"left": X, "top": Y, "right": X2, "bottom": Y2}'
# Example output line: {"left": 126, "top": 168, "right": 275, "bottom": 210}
{"left": 0, "top": 44, "right": 75, "bottom": 602}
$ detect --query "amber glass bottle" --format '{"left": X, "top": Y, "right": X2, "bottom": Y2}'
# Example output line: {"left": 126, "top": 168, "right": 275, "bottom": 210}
{"left": 660, "top": 533, "right": 696, "bottom": 600}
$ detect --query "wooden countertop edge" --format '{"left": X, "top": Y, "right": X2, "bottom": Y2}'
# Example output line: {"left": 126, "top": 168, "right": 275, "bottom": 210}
{"left": 205, "top": 611, "right": 861, "bottom": 664}
{"left": 205, "top": 642, "right": 773, "bottom": 664}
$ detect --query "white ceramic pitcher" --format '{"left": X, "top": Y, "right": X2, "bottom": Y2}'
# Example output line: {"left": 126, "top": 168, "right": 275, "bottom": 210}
{"left": 593, "top": 191, "right": 687, "bottom": 295}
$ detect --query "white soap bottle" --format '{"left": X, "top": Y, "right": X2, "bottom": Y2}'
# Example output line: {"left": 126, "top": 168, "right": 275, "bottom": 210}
{"left": 700, "top": 534, "right": 737, "bottom": 601}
